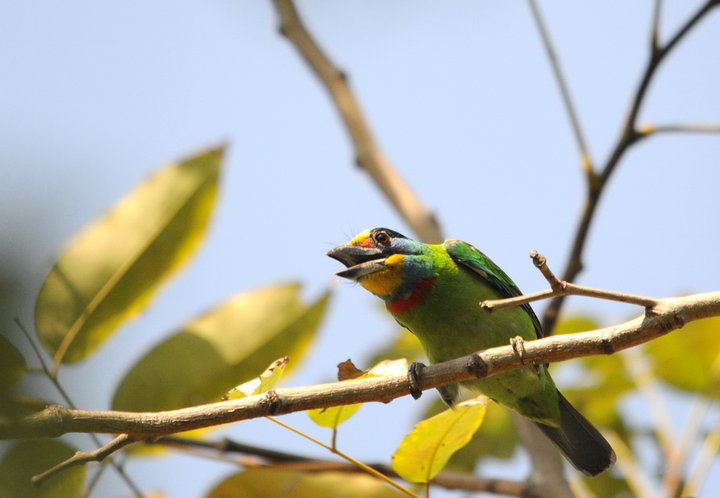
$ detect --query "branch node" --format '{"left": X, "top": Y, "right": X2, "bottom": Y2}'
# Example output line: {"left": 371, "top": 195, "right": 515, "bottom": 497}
{"left": 262, "top": 390, "right": 282, "bottom": 415}
{"left": 599, "top": 334, "right": 616, "bottom": 355}
{"left": 466, "top": 353, "right": 489, "bottom": 379}
{"left": 510, "top": 336, "right": 527, "bottom": 365}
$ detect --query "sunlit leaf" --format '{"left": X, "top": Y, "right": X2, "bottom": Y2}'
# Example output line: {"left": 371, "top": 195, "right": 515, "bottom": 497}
{"left": 112, "top": 284, "right": 329, "bottom": 411}
{"left": 35, "top": 147, "right": 223, "bottom": 365}
{"left": 553, "top": 315, "right": 632, "bottom": 438}
{"left": 307, "top": 359, "right": 407, "bottom": 429}
{"left": 646, "top": 317, "right": 720, "bottom": 397}
{"left": 0, "top": 335, "right": 25, "bottom": 391}
{"left": 392, "top": 397, "right": 486, "bottom": 483}
{"left": 366, "top": 327, "right": 424, "bottom": 366}
{"left": 0, "top": 439, "right": 85, "bottom": 498}
{"left": 207, "top": 468, "right": 404, "bottom": 498}
{"left": 224, "top": 356, "right": 288, "bottom": 401}
{"left": 440, "top": 400, "right": 518, "bottom": 469}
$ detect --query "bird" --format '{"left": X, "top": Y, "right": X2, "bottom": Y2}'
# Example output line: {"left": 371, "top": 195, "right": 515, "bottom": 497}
{"left": 327, "top": 227, "right": 615, "bottom": 476}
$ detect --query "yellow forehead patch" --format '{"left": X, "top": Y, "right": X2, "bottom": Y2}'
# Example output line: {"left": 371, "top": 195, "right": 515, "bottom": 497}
{"left": 348, "top": 230, "right": 373, "bottom": 247}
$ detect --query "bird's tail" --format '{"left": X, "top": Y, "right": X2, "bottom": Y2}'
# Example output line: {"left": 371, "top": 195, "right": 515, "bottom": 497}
{"left": 535, "top": 392, "right": 616, "bottom": 476}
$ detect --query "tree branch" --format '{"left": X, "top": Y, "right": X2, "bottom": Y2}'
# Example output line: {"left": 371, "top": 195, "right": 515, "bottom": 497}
{"left": 527, "top": 0, "right": 595, "bottom": 180}
{"left": 4, "top": 291, "right": 718, "bottom": 443}
{"left": 482, "top": 251, "right": 659, "bottom": 311}
{"left": 270, "top": 0, "right": 442, "bottom": 243}
{"left": 157, "top": 435, "right": 529, "bottom": 494}
{"left": 31, "top": 434, "right": 137, "bottom": 487}
{"left": 540, "top": 0, "right": 720, "bottom": 334}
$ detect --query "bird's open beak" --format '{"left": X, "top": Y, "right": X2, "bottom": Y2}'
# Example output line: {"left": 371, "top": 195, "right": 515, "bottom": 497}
{"left": 327, "top": 246, "right": 386, "bottom": 281}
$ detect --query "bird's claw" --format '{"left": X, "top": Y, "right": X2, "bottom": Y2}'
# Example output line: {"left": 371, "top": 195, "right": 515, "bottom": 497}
{"left": 511, "top": 335, "right": 526, "bottom": 365}
{"left": 407, "top": 361, "right": 426, "bottom": 399}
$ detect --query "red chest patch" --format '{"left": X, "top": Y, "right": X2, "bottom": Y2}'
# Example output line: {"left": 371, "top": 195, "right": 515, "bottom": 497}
{"left": 386, "top": 277, "right": 437, "bottom": 314}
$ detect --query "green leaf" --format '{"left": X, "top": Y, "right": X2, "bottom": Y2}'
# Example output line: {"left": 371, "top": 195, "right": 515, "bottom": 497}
{"left": 224, "top": 356, "right": 289, "bottom": 400}
{"left": 443, "top": 400, "right": 519, "bottom": 469}
{"left": 307, "top": 359, "right": 408, "bottom": 429}
{"left": 646, "top": 316, "right": 720, "bottom": 397}
{"left": 207, "top": 469, "right": 404, "bottom": 498}
{"left": 392, "top": 397, "right": 486, "bottom": 483}
{"left": 35, "top": 147, "right": 223, "bottom": 366}
{"left": 0, "top": 439, "right": 85, "bottom": 498}
{"left": 366, "top": 327, "right": 424, "bottom": 366}
{"left": 0, "top": 334, "right": 26, "bottom": 391}
{"left": 112, "top": 284, "right": 329, "bottom": 411}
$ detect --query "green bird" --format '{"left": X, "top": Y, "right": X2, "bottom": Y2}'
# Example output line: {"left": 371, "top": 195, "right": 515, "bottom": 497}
{"left": 328, "top": 227, "right": 614, "bottom": 476}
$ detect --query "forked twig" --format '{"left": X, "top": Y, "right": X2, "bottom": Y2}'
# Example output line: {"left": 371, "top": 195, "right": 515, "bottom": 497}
{"left": 481, "top": 252, "right": 659, "bottom": 312}
{"left": 32, "top": 434, "right": 137, "bottom": 487}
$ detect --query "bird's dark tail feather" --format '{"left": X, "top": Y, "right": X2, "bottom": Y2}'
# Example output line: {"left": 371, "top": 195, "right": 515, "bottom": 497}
{"left": 535, "top": 392, "right": 616, "bottom": 477}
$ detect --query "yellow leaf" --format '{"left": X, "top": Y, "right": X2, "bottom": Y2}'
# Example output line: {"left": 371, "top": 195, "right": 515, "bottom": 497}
{"left": 224, "top": 356, "right": 289, "bottom": 400}
{"left": 208, "top": 469, "right": 404, "bottom": 498}
{"left": 392, "top": 397, "right": 486, "bottom": 483}
{"left": 113, "top": 285, "right": 329, "bottom": 412}
{"left": 35, "top": 147, "right": 223, "bottom": 365}
{"left": 307, "top": 359, "right": 408, "bottom": 429}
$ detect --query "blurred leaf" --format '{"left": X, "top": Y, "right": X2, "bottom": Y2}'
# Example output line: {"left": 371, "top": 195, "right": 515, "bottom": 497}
{"left": 441, "top": 399, "right": 519, "bottom": 469}
{"left": 646, "top": 317, "right": 720, "bottom": 398}
{"left": 581, "top": 468, "right": 633, "bottom": 497}
{"left": 0, "top": 334, "right": 25, "bottom": 391}
{"left": 224, "top": 356, "right": 288, "bottom": 401}
{"left": 0, "top": 439, "right": 85, "bottom": 498}
{"left": 553, "top": 315, "right": 600, "bottom": 336}
{"left": 307, "top": 359, "right": 407, "bottom": 429}
{"left": 553, "top": 315, "right": 632, "bottom": 435}
{"left": 113, "top": 284, "right": 329, "bottom": 411}
{"left": 35, "top": 147, "right": 223, "bottom": 365}
{"left": 366, "top": 327, "right": 424, "bottom": 366}
{"left": 207, "top": 468, "right": 404, "bottom": 498}
{"left": 392, "top": 397, "right": 486, "bottom": 483}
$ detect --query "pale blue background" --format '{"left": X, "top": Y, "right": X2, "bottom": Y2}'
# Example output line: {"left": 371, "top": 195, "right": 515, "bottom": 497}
{"left": 1, "top": 1, "right": 719, "bottom": 496}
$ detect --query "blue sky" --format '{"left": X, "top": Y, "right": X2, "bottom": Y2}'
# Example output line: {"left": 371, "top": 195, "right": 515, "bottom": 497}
{"left": 2, "top": 1, "right": 719, "bottom": 496}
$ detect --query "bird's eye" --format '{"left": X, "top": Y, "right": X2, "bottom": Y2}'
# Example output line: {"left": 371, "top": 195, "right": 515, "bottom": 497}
{"left": 374, "top": 231, "right": 391, "bottom": 245}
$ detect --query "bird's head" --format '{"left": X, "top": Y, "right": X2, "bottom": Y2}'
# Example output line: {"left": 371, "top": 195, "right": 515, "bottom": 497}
{"left": 327, "top": 227, "right": 432, "bottom": 300}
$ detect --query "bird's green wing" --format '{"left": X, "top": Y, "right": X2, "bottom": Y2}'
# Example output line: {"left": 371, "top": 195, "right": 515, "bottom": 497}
{"left": 444, "top": 239, "right": 545, "bottom": 338}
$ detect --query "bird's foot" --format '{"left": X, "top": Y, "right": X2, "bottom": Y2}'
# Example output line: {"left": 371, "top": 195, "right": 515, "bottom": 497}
{"left": 510, "top": 336, "right": 526, "bottom": 365}
{"left": 407, "top": 362, "right": 426, "bottom": 399}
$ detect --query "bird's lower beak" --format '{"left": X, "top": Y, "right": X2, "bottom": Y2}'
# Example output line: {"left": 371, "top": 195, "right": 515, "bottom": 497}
{"left": 327, "top": 245, "right": 386, "bottom": 281}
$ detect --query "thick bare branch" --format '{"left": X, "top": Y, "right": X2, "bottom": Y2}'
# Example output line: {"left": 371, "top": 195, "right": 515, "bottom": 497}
{"left": 3, "top": 291, "right": 718, "bottom": 443}
{"left": 270, "top": 0, "right": 442, "bottom": 243}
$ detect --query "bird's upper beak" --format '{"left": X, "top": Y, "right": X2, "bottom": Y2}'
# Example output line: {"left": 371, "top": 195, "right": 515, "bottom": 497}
{"left": 327, "top": 245, "right": 386, "bottom": 281}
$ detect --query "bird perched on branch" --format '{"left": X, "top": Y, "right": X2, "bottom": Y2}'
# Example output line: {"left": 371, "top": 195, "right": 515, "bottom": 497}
{"left": 327, "top": 227, "right": 615, "bottom": 476}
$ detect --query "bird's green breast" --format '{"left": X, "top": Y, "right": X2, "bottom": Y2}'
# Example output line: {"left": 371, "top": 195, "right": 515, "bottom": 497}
{"left": 388, "top": 246, "right": 560, "bottom": 425}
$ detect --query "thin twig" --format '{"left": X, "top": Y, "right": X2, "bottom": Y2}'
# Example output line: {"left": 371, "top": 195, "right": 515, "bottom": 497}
{"left": 154, "top": 435, "right": 528, "bottom": 495}
{"left": 638, "top": 123, "right": 720, "bottom": 136}
{"left": 527, "top": 0, "right": 595, "bottom": 180}
{"left": 481, "top": 252, "right": 659, "bottom": 311}
{"left": 681, "top": 418, "right": 720, "bottom": 497}
{"left": 540, "top": 0, "right": 720, "bottom": 334}
{"left": 604, "top": 431, "right": 658, "bottom": 498}
{"left": 32, "top": 434, "right": 137, "bottom": 486}
{"left": 14, "top": 319, "right": 145, "bottom": 497}
{"left": 620, "top": 348, "right": 675, "bottom": 459}
{"left": 660, "top": 397, "right": 712, "bottom": 498}
{"left": 650, "top": 0, "right": 663, "bottom": 52}
{"left": 266, "top": 416, "right": 418, "bottom": 497}
{"left": 270, "top": 0, "right": 442, "bottom": 243}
